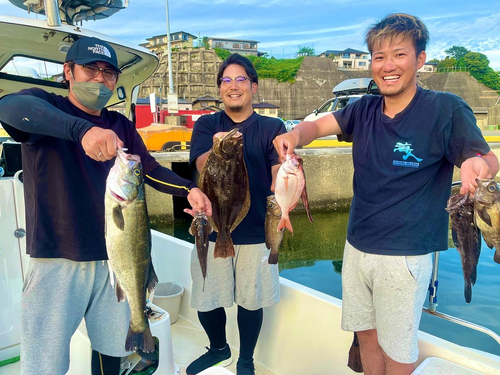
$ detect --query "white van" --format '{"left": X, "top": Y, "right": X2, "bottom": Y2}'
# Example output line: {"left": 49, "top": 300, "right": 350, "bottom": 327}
{"left": 304, "top": 78, "right": 379, "bottom": 122}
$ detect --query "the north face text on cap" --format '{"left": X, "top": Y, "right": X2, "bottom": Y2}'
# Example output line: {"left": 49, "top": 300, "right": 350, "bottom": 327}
{"left": 88, "top": 44, "right": 112, "bottom": 59}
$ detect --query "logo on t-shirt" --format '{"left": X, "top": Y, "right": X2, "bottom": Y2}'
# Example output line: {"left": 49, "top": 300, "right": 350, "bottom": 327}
{"left": 392, "top": 142, "right": 422, "bottom": 168}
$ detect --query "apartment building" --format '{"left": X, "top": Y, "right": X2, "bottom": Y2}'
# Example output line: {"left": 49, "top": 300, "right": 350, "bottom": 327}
{"left": 208, "top": 37, "right": 263, "bottom": 56}
{"left": 141, "top": 31, "right": 197, "bottom": 56}
{"left": 318, "top": 48, "right": 370, "bottom": 70}
{"left": 252, "top": 102, "right": 280, "bottom": 117}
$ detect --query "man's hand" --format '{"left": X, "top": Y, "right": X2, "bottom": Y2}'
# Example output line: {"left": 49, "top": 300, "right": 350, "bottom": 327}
{"left": 184, "top": 188, "right": 212, "bottom": 217}
{"left": 273, "top": 130, "right": 300, "bottom": 163}
{"left": 81, "top": 127, "right": 124, "bottom": 161}
{"left": 460, "top": 152, "right": 498, "bottom": 194}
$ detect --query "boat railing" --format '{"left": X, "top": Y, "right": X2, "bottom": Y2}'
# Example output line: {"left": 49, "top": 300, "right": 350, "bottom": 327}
{"left": 422, "top": 181, "right": 500, "bottom": 346}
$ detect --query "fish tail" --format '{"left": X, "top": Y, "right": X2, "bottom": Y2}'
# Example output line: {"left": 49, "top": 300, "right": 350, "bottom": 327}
{"left": 464, "top": 282, "right": 472, "bottom": 304}
{"left": 494, "top": 250, "right": 500, "bottom": 264}
{"left": 277, "top": 215, "right": 294, "bottom": 233}
{"left": 268, "top": 252, "right": 278, "bottom": 264}
{"left": 125, "top": 325, "right": 155, "bottom": 353}
{"left": 214, "top": 233, "right": 235, "bottom": 258}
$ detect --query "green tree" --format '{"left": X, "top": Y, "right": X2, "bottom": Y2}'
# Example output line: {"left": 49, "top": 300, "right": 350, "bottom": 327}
{"left": 297, "top": 46, "right": 315, "bottom": 57}
{"left": 444, "top": 45, "right": 470, "bottom": 60}
{"left": 214, "top": 47, "right": 230, "bottom": 61}
{"left": 461, "top": 52, "right": 500, "bottom": 90}
{"left": 437, "top": 56, "right": 457, "bottom": 70}
{"left": 202, "top": 36, "right": 210, "bottom": 50}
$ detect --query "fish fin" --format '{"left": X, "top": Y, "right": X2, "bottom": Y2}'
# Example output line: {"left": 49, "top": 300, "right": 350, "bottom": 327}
{"left": 268, "top": 252, "right": 278, "bottom": 264}
{"left": 208, "top": 216, "right": 219, "bottom": 233}
{"left": 125, "top": 325, "right": 155, "bottom": 353}
{"left": 300, "top": 168, "right": 313, "bottom": 223}
{"left": 464, "top": 282, "right": 472, "bottom": 304}
{"left": 231, "top": 184, "right": 251, "bottom": 232}
{"left": 115, "top": 280, "right": 127, "bottom": 303}
{"left": 278, "top": 216, "right": 294, "bottom": 234}
{"left": 213, "top": 232, "right": 235, "bottom": 258}
{"left": 147, "top": 263, "right": 159, "bottom": 293}
{"left": 451, "top": 229, "right": 460, "bottom": 249}
{"left": 476, "top": 206, "right": 492, "bottom": 227}
{"left": 112, "top": 205, "right": 125, "bottom": 231}
{"left": 471, "top": 266, "right": 477, "bottom": 285}
{"left": 107, "top": 261, "right": 115, "bottom": 288}
{"left": 494, "top": 250, "right": 500, "bottom": 264}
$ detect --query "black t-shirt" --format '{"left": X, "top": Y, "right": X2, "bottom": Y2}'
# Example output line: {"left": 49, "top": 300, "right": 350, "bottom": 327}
{"left": 190, "top": 111, "right": 286, "bottom": 244}
{"left": 334, "top": 86, "right": 490, "bottom": 255}
{"left": 2, "top": 88, "right": 161, "bottom": 261}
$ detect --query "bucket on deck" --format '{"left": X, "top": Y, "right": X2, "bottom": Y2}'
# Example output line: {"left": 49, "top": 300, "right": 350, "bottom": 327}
{"left": 152, "top": 282, "right": 184, "bottom": 324}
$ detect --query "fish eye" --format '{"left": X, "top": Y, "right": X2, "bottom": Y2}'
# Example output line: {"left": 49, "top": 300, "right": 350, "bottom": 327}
{"left": 488, "top": 184, "right": 497, "bottom": 192}
{"left": 134, "top": 169, "right": 141, "bottom": 177}
{"left": 456, "top": 213, "right": 463, "bottom": 219}
{"left": 201, "top": 219, "right": 207, "bottom": 226}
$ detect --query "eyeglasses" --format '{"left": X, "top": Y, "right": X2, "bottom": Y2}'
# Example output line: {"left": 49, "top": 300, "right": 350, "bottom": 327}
{"left": 220, "top": 76, "right": 251, "bottom": 86}
{"left": 81, "top": 64, "right": 119, "bottom": 82}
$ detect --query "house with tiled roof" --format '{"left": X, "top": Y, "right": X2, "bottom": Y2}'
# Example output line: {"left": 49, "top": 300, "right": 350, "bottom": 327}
{"left": 318, "top": 48, "right": 370, "bottom": 70}
{"left": 252, "top": 101, "right": 280, "bottom": 117}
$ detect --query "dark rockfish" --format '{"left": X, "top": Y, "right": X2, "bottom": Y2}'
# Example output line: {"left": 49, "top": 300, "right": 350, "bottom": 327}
{"left": 199, "top": 128, "right": 250, "bottom": 258}
{"left": 189, "top": 211, "right": 213, "bottom": 280}
{"left": 105, "top": 149, "right": 158, "bottom": 352}
{"left": 446, "top": 193, "right": 481, "bottom": 303}
{"left": 265, "top": 195, "right": 283, "bottom": 264}
{"left": 474, "top": 178, "right": 500, "bottom": 264}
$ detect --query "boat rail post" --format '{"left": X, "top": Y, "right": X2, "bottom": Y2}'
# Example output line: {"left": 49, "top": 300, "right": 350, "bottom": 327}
{"left": 427, "top": 251, "right": 439, "bottom": 313}
{"left": 43, "top": 0, "right": 62, "bottom": 27}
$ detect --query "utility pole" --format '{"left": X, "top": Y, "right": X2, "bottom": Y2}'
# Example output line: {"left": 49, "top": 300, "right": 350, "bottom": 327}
{"left": 165, "top": 0, "right": 174, "bottom": 94}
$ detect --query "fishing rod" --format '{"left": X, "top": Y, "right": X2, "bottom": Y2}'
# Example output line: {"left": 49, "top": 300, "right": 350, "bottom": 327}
{"left": 422, "top": 181, "right": 500, "bottom": 346}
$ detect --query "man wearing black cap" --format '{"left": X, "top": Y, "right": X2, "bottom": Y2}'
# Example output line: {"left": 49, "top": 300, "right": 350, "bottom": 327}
{"left": 0, "top": 36, "right": 211, "bottom": 375}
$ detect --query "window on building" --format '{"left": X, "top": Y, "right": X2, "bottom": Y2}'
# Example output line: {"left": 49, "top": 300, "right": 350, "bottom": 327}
{"left": 343, "top": 53, "right": 350, "bottom": 58}
{"left": 363, "top": 55, "right": 368, "bottom": 59}
{"left": 182, "top": 34, "right": 189, "bottom": 41}
{"left": 358, "top": 62, "right": 366, "bottom": 66}
{"left": 269, "top": 108, "right": 276, "bottom": 114}
{"left": 243, "top": 43, "right": 250, "bottom": 49}
{"left": 356, "top": 54, "right": 361, "bottom": 58}
{"left": 233, "top": 43, "right": 241, "bottom": 49}
{"left": 215, "top": 42, "right": 223, "bottom": 48}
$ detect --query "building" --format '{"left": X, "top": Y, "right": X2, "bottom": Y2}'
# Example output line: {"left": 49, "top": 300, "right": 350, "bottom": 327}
{"left": 192, "top": 95, "right": 222, "bottom": 111}
{"left": 208, "top": 37, "right": 263, "bottom": 56}
{"left": 318, "top": 48, "right": 370, "bottom": 70}
{"left": 418, "top": 62, "right": 438, "bottom": 73}
{"left": 252, "top": 102, "right": 280, "bottom": 117}
{"left": 141, "top": 31, "right": 197, "bottom": 57}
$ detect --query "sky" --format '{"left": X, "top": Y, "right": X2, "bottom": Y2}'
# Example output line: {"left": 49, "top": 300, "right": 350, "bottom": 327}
{"left": 1, "top": 0, "right": 500, "bottom": 70}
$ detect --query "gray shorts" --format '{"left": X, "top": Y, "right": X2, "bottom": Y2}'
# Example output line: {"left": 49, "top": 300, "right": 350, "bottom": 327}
{"left": 20, "top": 258, "right": 131, "bottom": 375}
{"left": 341, "top": 241, "right": 432, "bottom": 364}
{"left": 190, "top": 241, "right": 280, "bottom": 311}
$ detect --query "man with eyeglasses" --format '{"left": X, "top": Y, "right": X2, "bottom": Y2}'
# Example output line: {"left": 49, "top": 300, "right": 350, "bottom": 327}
{"left": 187, "top": 54, "right": 286, "bottom": 375}
{"left": 0, "top": 36, "right": 211, "bottom": 375}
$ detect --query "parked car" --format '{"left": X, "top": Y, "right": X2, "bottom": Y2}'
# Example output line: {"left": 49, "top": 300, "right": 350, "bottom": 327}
{"left": 304, "top": 78, "right": 379, "bottom": 122}
{"left": 284, "top": 119, "right": 300, "bottom": 132}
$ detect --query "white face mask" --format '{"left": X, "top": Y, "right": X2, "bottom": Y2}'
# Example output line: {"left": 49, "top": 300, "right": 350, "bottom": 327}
{"left": 70, "top": 71, "right": 113, "bottom": 111}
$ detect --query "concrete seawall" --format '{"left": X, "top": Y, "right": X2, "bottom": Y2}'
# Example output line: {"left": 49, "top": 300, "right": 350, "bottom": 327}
{"left": 146, "top": 144, "right": 500, "bottom": 223}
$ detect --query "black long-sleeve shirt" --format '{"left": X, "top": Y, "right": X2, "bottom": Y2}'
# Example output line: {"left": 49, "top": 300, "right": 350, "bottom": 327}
{"left": 0, "top": 88, "right": 195, "bottom": 261}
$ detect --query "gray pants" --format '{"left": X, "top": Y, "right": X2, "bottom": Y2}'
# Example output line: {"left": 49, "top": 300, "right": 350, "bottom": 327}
{"left": 21, "top": 258, "right": 131, "bottom": 375}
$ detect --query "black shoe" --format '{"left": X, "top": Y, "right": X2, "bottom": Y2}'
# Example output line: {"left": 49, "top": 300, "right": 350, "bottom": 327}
{"left": 186, "top": 345, "right": 232, "bottom": 374}
{"left": 236, "top": 357, "right": 255, "bottom": 375}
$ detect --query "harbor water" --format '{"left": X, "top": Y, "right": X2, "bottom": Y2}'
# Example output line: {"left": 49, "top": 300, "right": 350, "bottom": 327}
{"left": 151, "top": 209, "right": 500, "bottom": 356}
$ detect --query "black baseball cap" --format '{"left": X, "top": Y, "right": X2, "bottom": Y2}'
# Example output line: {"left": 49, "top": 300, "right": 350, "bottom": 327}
{"left": 65, "top": 37, "right": 120, "bottom": 72}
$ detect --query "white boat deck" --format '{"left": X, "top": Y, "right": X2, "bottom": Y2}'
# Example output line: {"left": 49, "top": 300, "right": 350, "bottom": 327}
{"left": 0, "top": 316, "right": 276, "bottom": 375}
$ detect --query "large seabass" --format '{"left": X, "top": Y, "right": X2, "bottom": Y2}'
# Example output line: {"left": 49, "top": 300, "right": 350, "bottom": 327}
{"left": 199, "top": 128, "right": 251, "bottom": 258}
{"left": 105, "top": 149, "right": 158, "bottom": 353}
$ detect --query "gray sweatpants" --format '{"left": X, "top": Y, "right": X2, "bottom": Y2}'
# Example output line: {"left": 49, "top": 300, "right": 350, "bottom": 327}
{"left": 20, "top": 258, "right": 131, "bottom": 375}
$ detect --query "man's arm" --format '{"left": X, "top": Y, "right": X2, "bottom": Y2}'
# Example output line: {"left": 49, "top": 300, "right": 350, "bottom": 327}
{"left": 273, "top": 113, "right": 342, "bottom": 162}
{"left": 460, "top": 151, "right": 499, "bottom": 194}
{"left": 195, "top": 150, "right": 211, "bottom": 173}
{"left": 0, "top": 94, "right": 123, "bottom": 161}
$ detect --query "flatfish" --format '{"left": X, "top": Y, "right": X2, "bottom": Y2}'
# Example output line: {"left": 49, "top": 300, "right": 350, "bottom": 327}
{"left": 446, "top": 193, "right": 481, "bottom": 303}
{"left": 199, "top": 128, "right": 250, "bottom": 258}
{"left": 265, "top": 195, "right": 283, "bottom": 264}
{"left": 275, "top": 153, "right": 313, "bottom": 233}
{"left": 474, "top": 178, "right": 500, "bottom": 264}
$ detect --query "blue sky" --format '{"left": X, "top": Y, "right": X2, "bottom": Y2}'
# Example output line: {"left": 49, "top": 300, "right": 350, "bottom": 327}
{"left": 2, "top": 0, "right": 500, "bottom": 70}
